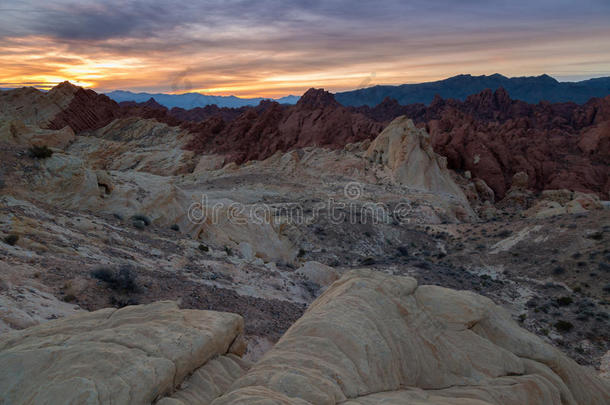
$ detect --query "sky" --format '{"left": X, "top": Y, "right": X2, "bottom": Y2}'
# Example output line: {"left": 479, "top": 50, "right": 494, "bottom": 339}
{"left": 0, "top": 0, "right": 609, "bottom": 98}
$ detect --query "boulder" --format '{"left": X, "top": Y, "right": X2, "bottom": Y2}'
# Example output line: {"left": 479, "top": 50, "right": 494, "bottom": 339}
{"left": 213, "top": 270, "right": 610, "bottom": 404}
{"left": 541, "top": 189, "right": 574, "bottom": 205}
{"left": 296, "top": 261, "right": 339, "bottom": 287}
{"left": 366, "top": 116, "right": 468, "bottom": 203}
{"left": 0, "top": 301, "right": 246, "bottom": 405}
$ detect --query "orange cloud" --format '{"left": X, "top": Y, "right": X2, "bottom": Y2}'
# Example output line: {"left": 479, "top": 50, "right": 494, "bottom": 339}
{"left": 1, "top": 26, "right": 610, "bottom": 98}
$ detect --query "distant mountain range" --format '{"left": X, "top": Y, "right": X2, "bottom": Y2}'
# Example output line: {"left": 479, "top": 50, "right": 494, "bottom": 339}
{"left": 105, "top": 90, "right": 300, "bottom": 109}
{"left": 335, "top": 74, "right": 610, "bottom": 106}
{"left": 3, "top": 74, "right": 609, "bottom": 109}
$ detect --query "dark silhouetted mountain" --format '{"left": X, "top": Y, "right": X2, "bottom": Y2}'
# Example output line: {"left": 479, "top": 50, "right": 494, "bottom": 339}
{"left": 105, "top": 90, "right": 299, "bottom": 109}
{"left": 335, "top": 74, "right": 610, "bottom": 106}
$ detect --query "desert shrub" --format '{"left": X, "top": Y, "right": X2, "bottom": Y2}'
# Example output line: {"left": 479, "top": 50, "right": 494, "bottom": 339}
{"left": 115, "top": 266, "right": 138, "bottom": 292}
{"left": 0, "top": 173, "right": 4, "bottom": 189}
{"left": 396, "top": 246, "right": 409, "bottom": 257}
{"left": 91, "top": 267, "right": 115, "bottom": 282}
{"left": 556, "top": 296, "right": 573, "bottom": 306}
{"left": 224, "top": 246, "right": 233, "bottom": 256}
{"left": 554, "top": 320, "right": 574, "bottom": 332}
{"left": 496, "top": 229, "right": 512, "bottom": 238}
{"left": 297, "top": 248, "right": 306, "bottom": 258}
{"left": 553, "top": 266, "right": 565, "bottom": 275}
{"left": 198, "top": 244, "right": 209, "bottom": 252}
{"left": 302, "top": 280, "right": 321, "bottom": 296}
{"left": 63, "top": 294, "right": 77, "bottom": 302}
{"left": 131, "top": 214, "right": 151, "bottom": 226}
{"left": 91, "top": 265, "right": 138, "bottom": 292}
{"left": 360, "top": 257, "right": 375, "bottom": 265}
{"left": 4, "top": 234, "right": 19, "bottom": 246}
{"left": 28, "top": 145, "right": 53, "bottom": 159}
{"left": 170, "top": 224, "right": 180, "bottom": 231}
{"left": 133, "top": 220, "right": 146, "bottom": 230}
{"left": 110, "top": 296, "right": 139, "bottom": 308}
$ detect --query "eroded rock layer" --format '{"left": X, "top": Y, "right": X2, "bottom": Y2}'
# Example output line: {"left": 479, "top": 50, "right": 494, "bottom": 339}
{"left": 213, "top": 270, "right": 610, "bottom": 404}
{"left": 0, "top": 301, "right": 246, "bottom": 404}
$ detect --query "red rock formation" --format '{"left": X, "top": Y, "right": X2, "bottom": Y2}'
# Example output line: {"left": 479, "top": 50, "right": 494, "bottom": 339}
{"left": 48, "top": 82, "right": 122, "bottom": 132}
{"left": 169, "top": 104, "right": 247, "bottom": 123}
{"left": 352, "top": 89, "right": 610, "bottom": 199}
{"left": 40, "top": 82, "right": 610, "bottom": 199}
{"left": 185, "top": 89, "right": 383, "bottom": 163}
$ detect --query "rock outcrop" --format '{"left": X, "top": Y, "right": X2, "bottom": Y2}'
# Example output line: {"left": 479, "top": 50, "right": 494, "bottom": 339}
{"left": 3, "top": 271, "right": 608, "bottom": 405}
{"left": 354, "top": 89, "right": 610, "bottom": 199}
{"left": 185, "top": 89, "right": 383, "bottom": 164}
{"left": 0, "top": 301, "right": 246, "bottom": 405}
{"left": 366, "top": 116, "right": 467, "bottom": 201}
{"left": 213, "top": 270, "right": 610, "bottom": 404}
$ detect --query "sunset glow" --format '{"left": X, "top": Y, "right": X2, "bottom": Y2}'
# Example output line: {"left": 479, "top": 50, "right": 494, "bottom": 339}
{"left": 1, "top": 1, "right": 609, "bottom": 97}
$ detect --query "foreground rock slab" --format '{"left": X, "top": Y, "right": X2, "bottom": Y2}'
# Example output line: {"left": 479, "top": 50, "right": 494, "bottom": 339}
{"left": 213, "top": 269, "right": 610, "bottom": 404}
{"left": 0, "top": 301, "right": 245, "bottom": 405}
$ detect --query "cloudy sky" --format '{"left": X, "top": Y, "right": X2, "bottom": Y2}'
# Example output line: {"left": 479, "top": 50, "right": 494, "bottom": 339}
{"left": 1, "top": 0, "right": 609, "bottom": 97}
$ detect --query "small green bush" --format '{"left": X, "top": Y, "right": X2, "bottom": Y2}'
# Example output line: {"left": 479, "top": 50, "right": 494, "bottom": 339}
{"left": 4, "top": 234, "right": 19, "bottom": 246}
{"left": 361, "top": 257, "right": 375, "bottom": 265}
{"left": 63, "top": 294, "right": 77, "bottom": 302}
{"left": 133, "top": 220, "right": 146, "bottom": 230}
{"left": 554, "top": 320, "right": 574, "bottom": 332}
{"left": 170, "top": 224, "right": 180, "bottom": 231}
{"left": 29, "top": 145, "right": 53, "bottom": 159}
{"left": 396, "top": 246, "right": 409, "bottom": 257}
{"left": 556, "top": 296, "right": 573, "bottom": 306}
{"left": 91, "top": 265, "right": 138, "bottom": 292}
{"left": 198, "top": 244, "right": 209, "bottom": 252}
{"left": 131, "top": 214, "right": 151, "bottom": 226}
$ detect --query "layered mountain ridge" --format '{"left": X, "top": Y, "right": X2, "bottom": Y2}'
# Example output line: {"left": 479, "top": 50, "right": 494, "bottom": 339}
{"left": 336, "top": 73, "right": 610, "bottom": 106}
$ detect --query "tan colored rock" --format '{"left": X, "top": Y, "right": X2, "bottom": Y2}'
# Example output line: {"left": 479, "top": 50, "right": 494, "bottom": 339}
{"left": 541, "top": 189, "right": 574, "bottom": 205}
{"left": 213, "top": 270, "right": 610, "bottom": 404}
{"left": 565, "top": 199, "right": 588, "bottom": 215}
{"left": 572, "top": 191, "right": 603, "bottom": 211}
{"left": 296, "top": 261, "right": 339, "bottom": 287}
{"left": 194, "top": 154, "right": 226, "bottom": 172}
{"left": 511, "top": 171, "right": 529, "bottom": 189}
{"left": 366, "top": 117, "right": 467, "bottom": 202}
{"left": 474, "top": 178, "right": 495, "bottom": 203}
{"left": 0, "top": 85, "right": 77, "bottom": 127}
{"left": 68, "top": 117, "right": 196, "bottom": 176}
{"left": 0, "top": 120, "right": 75, "bottom": 149}
{"left": 157, "top": 354, "right": 251, "bottom": 405}
{"left": 0, "top": 301, "right": 245, "bottom": 405}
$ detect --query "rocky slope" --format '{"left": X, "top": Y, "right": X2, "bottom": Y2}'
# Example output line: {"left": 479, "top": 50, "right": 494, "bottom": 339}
{"left": 0, "top": 301, "right": 248, "bottom": 404}
{"left": 10, "top": 82, "right": 605, "bottom": 202}
{"left": 353, "top": 88, "right": 610, "bottom": 199}
{"left": 185, "top": 88, "right": 384, "bottom": 164}
{"left": 1, "top": 271, "right": 608, "bottom": 404}
{"left": 0, "top": 82, "right": 608, "bottom": 403}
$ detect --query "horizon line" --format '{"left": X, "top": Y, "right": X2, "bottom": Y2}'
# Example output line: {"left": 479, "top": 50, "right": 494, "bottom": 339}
{"left": 2, "top": 72, "right": 609, "bottom": 99}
